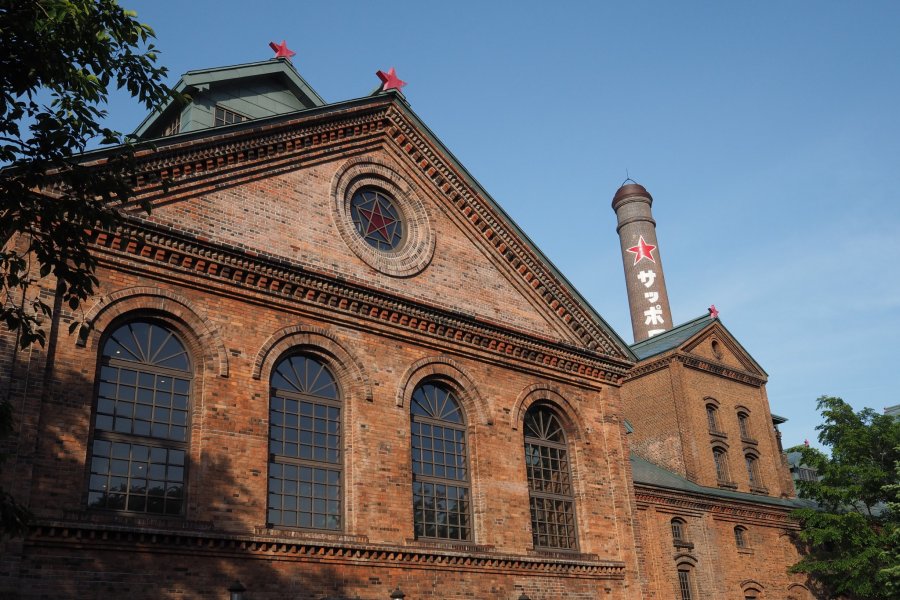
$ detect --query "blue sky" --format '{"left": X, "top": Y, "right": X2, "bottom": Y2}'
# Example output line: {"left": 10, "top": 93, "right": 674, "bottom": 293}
{"left": 105, "top": 1, "right": 900, "bottom": 448}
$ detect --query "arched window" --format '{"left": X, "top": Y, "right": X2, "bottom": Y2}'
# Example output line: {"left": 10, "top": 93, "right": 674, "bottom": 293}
{"left": 745, "top": 453, "right": 762, "bottom": 489}
{"left": 410, "top": 381, "right": 471, "bottom": 541}
{"left": 671, "top": 517, "right": 689, "bottom": 546}
{"left": 713, "top": 447, "right": 731, "bottom": 484}
{"left": 88, "top": 320, "right": 191, "bottom": 515}
{"left": 706, "top": 403, "right": 721, "bottom": 434}
{"left": 524, "top": 405, "right": 578, "bottom": 550}
{"left": 267, "top": 354, "right": 341, "bottom": 530}
{"left": 738, "top": 411, "right": 752, "bottom": 439}
{"left": 734, "top": 525, "right": 749, "bottom": 549}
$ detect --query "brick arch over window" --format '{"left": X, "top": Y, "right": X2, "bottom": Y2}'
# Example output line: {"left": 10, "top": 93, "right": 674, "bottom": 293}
{"left": 787, "top": 583, "right": 812, "bottom": 599}
{"left": 511, "top": 383, "right": 588, "bottom": 442}
{"left": 395, "top": 356, "right": 490, "bottom": 426}
{"left": 78, "top": 287, "right": 228, "bottom": 377}
{"left": 740, "top": 579, "right": 765, "bottom": 598}
{"left": 253, "top": 325, "right": 373, "bottom": 404}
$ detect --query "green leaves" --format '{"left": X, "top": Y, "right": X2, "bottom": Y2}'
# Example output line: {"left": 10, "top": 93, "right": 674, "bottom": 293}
{"left": 788, "top": 396, "right": 900, "bottom": 599}
{"left": 0, "top": 0, "right": 174, "bottom": 350}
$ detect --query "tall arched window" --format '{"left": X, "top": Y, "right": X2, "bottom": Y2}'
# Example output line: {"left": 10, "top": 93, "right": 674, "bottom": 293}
{"left": 87, "top": 320, "right": 192, "bottom": 515}
{"left": 713, "top": 446, "right": 731, "bottom": 484}
{"left": 677, "top": 568, "right": 695, "bottom": 600}
{"left": 671, "top": 517, "right": 690, "bottom": 547}
{"left": 737, "top": 411, "right": 752, "bottom": 439}
{"left": 734, "top": 525, "right": 749, "bottom": 549}
{"left": 410, "top": 381, "right": 471, "bottom": 541}
{"left": 706, "top": 403, "right": 722, "bottom": 434}
{"left": 745, "top": 453, "right": 762, "bottom": 489}
{"left": 524, "top": 405, "right": 578, "bottom": 550}
{"left": 267, "top": 354, "right": 341, "bottom": 531}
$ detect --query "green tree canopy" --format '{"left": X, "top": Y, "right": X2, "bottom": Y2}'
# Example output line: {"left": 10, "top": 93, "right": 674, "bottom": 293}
{"left": 1, "top": 0, "right": 173, "bottom": 348}
{"left": 0, "top": 0, "right": 173, "bottom": 538}
{"left": 789, "top": 395, "right": 900, "bottom": 599}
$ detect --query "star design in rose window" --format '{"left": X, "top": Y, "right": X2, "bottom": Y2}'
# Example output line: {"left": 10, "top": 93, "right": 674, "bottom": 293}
{"left": 351, "top": 190, "right": 403, "bottom": 250}
{"left": 626, "top": 235, "right": 657, "bottom": 265}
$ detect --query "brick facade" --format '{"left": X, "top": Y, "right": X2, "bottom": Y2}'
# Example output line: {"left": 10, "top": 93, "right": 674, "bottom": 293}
{"left": 0, "top": 76, "right": 813, "bottom": 599}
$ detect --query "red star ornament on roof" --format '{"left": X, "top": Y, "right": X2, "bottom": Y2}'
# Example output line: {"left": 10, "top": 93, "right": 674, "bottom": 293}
{"left": 709, "top": 304, "right": 719, "bottom": 319}
{"left": 269, "top": 40, "right": 296, "bottom": 61}
{"left": 376, "top": 67, "right": 407, "bottom": 92}
{"left": 626, "top": 235, "right": 657, "bottom": 265}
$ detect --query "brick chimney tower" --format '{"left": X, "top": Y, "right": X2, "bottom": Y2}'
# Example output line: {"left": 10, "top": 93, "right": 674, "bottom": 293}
{"left": 612, "top": 182, "right": 674, "bottom": 342}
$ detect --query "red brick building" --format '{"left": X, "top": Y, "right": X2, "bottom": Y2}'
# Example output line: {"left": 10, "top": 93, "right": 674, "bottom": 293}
{"left": 0, "top": 58, "right": 814, "bottom": 599}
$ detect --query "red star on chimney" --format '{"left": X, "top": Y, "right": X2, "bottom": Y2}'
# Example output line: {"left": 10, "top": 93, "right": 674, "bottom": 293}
{"left": 709, "top": 305, "right": 719, "bottom": 319}
{"left": 626, "top": 236, "right": 656, "bottom": 265}
{"left": 376, "top": 67, "right": 407, "bottom": 92}
{"left": 269, "top": 40, "right": 296, "bottom": 61}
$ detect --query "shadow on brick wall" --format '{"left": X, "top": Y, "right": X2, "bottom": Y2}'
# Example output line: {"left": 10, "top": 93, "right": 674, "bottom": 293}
{"left": 0, "top": 363, "right": 369, "bottom": 600}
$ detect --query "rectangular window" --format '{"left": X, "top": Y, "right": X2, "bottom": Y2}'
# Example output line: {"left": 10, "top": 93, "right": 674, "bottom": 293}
{"left": 214, "top": 105, "right": 246, "bottom": 127}
{"left": 87, "top": 439, "right": 185, "bottom": 515}
{"left": 678, "top": 570, "right": 693, "bottom": 600}
{"left": 162, "top": 114, "right": 181, "bottom": 137}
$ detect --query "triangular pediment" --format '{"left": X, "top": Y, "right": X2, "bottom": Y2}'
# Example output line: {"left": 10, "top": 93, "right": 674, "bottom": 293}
{"left": 681, "top": 321, "right": 767, "bottom": 378}
{"left": 103, "top": 91, "right": 634, "bottom": 365}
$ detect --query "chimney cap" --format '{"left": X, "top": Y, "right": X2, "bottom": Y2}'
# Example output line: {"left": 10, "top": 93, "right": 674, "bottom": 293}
{"left": 612, "top": 182, "right": 653, "bottom": 209}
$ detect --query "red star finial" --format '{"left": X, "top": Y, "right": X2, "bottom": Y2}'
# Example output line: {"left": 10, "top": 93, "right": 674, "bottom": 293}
{"left": 269, "top": 40, "right": 296, "bottom": 61}
{"left": 359, "top": 201, "right": 396, "bottom": 241}
{"left": 376, "top": 67, "right": 407, "bottom": 92}
{"left": 626, "top": 235, "right": 657, "bottom": 265}
{"left": 709, "top": 304, "right": 719, "bottom": 319}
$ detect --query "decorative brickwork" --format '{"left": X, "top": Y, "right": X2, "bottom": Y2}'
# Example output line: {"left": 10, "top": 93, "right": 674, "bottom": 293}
{"left": 78, "top": 285, "right": 230, "bottom": 377}
{"left": 330, "top": 157, "right": 435, "bottom": 277}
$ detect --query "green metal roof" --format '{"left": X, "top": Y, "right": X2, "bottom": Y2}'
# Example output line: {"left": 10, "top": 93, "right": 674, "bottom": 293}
{"left": 630, "top": 313, "right": 713, "bottom": 360}
{"left": 631, "top": 454, "right": 812, "bottom": 509}
{"left": 771, "top": 413, "right": 789, "bottom": 424}
{"left": 629, "top": 313, "right": 767, "bottom": 377}
{"left": 133, "top": 58, "right": 325, "bottom": 139}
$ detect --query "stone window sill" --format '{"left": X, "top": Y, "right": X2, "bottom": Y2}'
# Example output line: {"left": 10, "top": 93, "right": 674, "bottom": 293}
{"left": 717, "top": 480, "right": 738, "bottom": 490}
{"left": 737, "top": 547, "right": 754, "bottom": 555}
{"left": 741, "top": 436, "right": 758, "bottom": 445}
{"left": 709, "top": 429, "right": 728, "bottom": 439}
{"left": 749, "top": 485, "right": 769, "bottom": 495}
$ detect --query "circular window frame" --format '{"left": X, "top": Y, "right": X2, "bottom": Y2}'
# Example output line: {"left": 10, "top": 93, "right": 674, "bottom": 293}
{"left": 331, "top": 159, "right": 434, "bottom": 277}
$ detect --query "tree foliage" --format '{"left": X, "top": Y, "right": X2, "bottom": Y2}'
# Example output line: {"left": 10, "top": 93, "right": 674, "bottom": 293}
{"left": 0, "top": 0, "right": 173, "bottom": 348}
{"left": 0, "top": 0, "right": 174, "bottom": 538}
{"left": 788, "top": 396, "right": 900, "bottom": 599}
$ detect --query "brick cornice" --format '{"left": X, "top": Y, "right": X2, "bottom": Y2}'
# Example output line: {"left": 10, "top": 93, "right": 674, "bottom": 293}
{"left": 622, "top": 356, "right": 670, "bottom": 381}
{"left": 383, "top": 105, "right": 627, "bottom": 358}
{"left": 633, "top": 484, "right": 799, "bottom": 529}
{"left": 676, "top": 352, "right": 766, "bottom": 387}
{"left": 27, "top": 520, "right": 626, "bottom": 579}
{"left": 90, "top": 220, "right": 631, "bottom": 385}
{"left": 623, "top": 352, "right": 766, "bottom": 387}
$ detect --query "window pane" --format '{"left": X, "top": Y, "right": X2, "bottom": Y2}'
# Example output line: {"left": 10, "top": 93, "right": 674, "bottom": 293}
{"left": 410, "top": 382, "right": 471, "bottom": 541}
{"left": 268, "top": 354, "right": 341, "bottom": 531}
{"left": 89, "top": 321, "right": 191, "bottom": 516}
{"left": 524, "top": 406, "right": 578, "bottom": 550}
